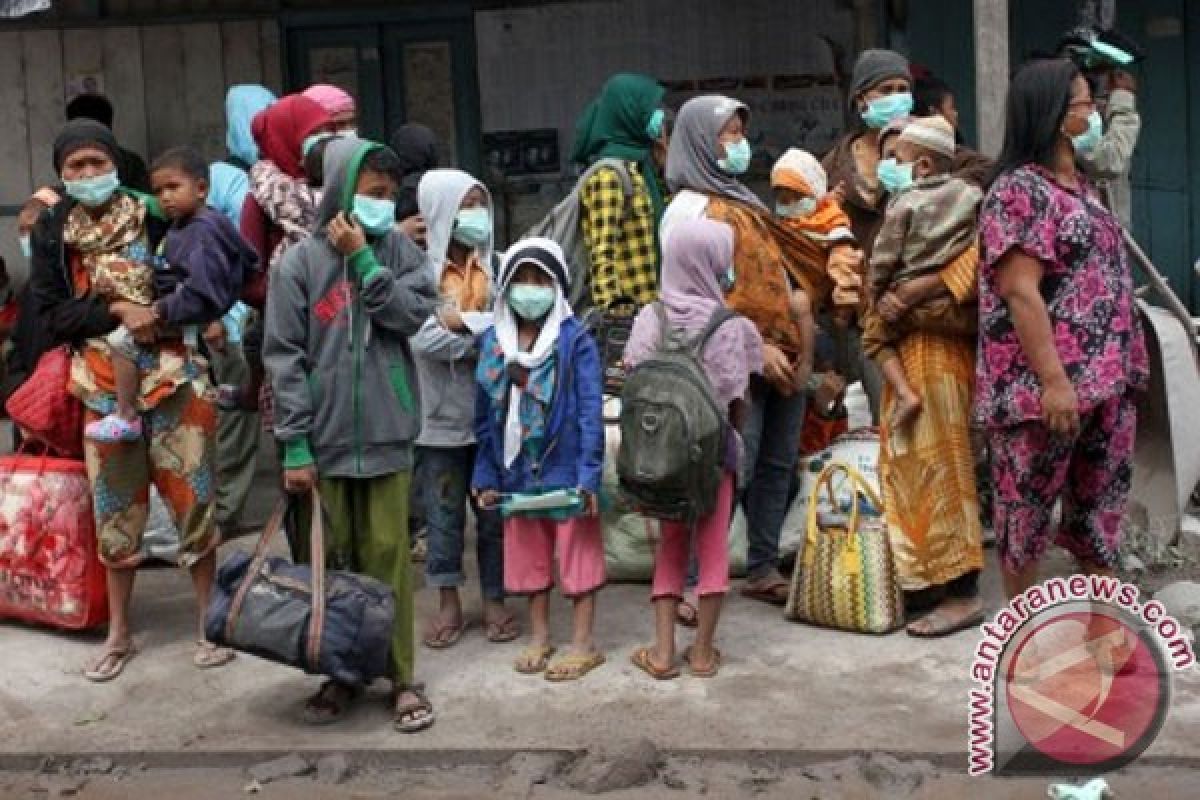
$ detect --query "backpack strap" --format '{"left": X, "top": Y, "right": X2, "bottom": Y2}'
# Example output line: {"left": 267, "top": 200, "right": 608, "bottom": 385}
{"left": 653, "top": 301, "right": 670, "bottom": 349}
{"left": 690, "top": 308, "right": 739, "bottom": 358}
{"left": 582, "top": 157, "right": 635, "bottom": 202}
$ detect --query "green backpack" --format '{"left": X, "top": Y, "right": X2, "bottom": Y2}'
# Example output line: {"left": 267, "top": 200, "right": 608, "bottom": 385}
{"left": 617, "top": 304, "right": 736, "bottom": 523}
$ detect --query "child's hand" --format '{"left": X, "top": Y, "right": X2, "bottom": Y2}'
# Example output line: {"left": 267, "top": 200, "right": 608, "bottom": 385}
{"left": 202, "top": 320, "right": 227, "bottom": 353}
{"left": 473, "top": 488, "right": 500, "bottom": 509}
{"left": 328, "top": 212, "right": 368, "bottom": 256}
{"left": 577, "top": 489, "right": 599, "bottom": 517}
{"left": 284, "top": 465, "right": 318, "bottom": 494}
{"left": 438, "top": 305, "right": 467, "bottom": 333}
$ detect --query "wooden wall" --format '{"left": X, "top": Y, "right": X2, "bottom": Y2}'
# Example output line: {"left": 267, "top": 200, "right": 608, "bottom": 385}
{"left": 0, "top": 19, "right": 283, "bottom": 284}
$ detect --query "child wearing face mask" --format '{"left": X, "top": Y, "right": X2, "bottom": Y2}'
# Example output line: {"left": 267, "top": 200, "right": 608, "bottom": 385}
{"left": 770, "top": 149, "right": 865, "bottom": 331}
{"left": 409, "top": 169, "right": 516, "bottom": 651}
{"left": 863, "top": 116, "right": 982, "bottom": 428}
{"left": 265, "top": 138, "right": 438, "bottom": 732}
{"left": 471, "top": 239, "right": 606, "bottom": 683}
{"left": 85, "top": 146, "right": 256, "bottom": 442}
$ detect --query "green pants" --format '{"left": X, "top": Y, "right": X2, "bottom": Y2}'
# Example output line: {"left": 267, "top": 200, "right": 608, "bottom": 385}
{"left": 212, "top": 342, "right": 260, "bottom": 530}
{"left": 292, "top": 471, "right": 414, "bottom": 686}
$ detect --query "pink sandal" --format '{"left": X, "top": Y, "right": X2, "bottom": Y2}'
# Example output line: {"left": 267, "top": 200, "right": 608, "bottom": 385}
{"left": 84, "top": 414, "right": 144, "bottom": 443}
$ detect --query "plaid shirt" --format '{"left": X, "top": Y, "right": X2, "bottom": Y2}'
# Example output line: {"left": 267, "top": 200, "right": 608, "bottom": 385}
{"left": 579, "top": 162, "right": 659, "bottom": 308}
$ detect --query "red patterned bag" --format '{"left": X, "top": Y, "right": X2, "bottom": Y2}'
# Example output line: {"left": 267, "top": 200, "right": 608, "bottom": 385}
{"left": 0, "top": 453, "right": 108, "bottom": 630}
{"left": 5, "top": 346, "right": 85, "bottom": 458}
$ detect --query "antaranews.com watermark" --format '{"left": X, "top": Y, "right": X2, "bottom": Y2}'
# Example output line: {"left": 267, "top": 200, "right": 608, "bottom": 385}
{"left": 968, "top": 574, "right": 1195, "bottom": 776}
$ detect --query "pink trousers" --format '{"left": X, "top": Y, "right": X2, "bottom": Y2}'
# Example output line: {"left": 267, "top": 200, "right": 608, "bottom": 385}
{"left": 651, "top": 473, "right": 735, "bottom": 599}
{"left": 503, "top": 514, "right": 606, "bottom": 597}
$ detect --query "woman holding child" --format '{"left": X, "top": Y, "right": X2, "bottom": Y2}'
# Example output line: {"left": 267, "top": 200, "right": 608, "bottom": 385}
{"left": 866, "top": 115, "right": 986, "bottom": 636}
{"left": 30, "top": 120, "right": 235, "bottom": 681}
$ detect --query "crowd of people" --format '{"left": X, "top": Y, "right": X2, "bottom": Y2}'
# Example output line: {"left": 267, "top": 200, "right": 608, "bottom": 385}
{"left": 6, "top": 39, "right": 1147, "bottom": 734}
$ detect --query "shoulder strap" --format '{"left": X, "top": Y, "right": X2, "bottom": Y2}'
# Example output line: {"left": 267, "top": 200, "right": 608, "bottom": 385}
{"left": 691, "top": 308, "right": 739, "bottom": 358}
{"left": 580, "top": 158, "right": 635, "bottom": 201}
{"left": 652, "top": 301, "right": 670, "bottom": 349}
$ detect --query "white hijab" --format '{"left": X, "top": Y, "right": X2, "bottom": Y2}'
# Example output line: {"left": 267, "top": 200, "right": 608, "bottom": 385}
{"left": 493, "top": 237, "right": 573, "bottom": 467}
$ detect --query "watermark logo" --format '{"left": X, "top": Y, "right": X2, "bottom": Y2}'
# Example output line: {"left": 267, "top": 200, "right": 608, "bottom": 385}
{"left": 968, "top": 575, "right": 1194, "bottom": 776}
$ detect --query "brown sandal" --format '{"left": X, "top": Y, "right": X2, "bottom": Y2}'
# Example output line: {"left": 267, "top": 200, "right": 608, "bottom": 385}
{"left": 683, "top": 646, "right": 722, "bottom": 678}
{"left": 631, "top": 646, "right": 680, "bottom": 680}
{"left": 393, "top": 684, "right": 436, "bottom": 733}
{"left": 302, "top": 680, "right": 360, "bottom": 725}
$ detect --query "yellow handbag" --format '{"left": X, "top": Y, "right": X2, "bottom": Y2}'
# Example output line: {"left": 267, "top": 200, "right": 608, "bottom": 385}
{"left": 785, "top": 462, "right": 905, "bottom": 634}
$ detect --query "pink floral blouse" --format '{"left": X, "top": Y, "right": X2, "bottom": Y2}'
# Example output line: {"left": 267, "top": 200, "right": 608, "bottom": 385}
{"left": 976, "top": 164, "right": 1148, "bottom": 428}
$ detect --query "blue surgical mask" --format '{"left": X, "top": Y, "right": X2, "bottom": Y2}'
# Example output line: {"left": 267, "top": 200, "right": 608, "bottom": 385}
{"left": 719, "top": 265, "right": 736, "bottom": 292}
{"left": 861, "top": 92, "right": 914, "bottom": 129}
{"left": 452, "top": 207, "right": 491, "bottom": 248}
{"left": 776, "top": 197, "right": 818, "bottom": 219}
{"left": 876, "top": 157, "right": 915, "bottom": 193}
{"left": 1070, "top": 110, "right": 1104, "bottom": 155}
{"left": 18, "top": 235, "right": 31, "bottom": 260}
{"left": 63, "top": 170, "right": 120, "bottom": 208}
{"left": 507, "top": 283, "right": 557, "bottom": 320}
{"left": 352, "top": 194, "right": 396, "bottom": 236}
{"left": 645, "top": 108, "right": 665, "bottom": 141}
{"left": 718, "top": 137, "right": 752, "bottom": 175}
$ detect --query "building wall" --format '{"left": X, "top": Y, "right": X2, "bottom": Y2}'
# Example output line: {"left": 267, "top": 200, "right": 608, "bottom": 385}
{"left": 474, "top": 0, "right": 861, "bottom": 236}
{"left": 0, "top": 19, "right": 283, "bottom": 286}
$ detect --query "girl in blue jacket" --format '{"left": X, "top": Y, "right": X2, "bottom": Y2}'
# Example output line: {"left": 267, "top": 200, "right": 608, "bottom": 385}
{"left": 472, "top": 238, "right": 606, "bottom": 682}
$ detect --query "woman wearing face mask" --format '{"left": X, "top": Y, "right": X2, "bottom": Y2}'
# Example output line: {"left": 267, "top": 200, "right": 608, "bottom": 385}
{"left": 29, "top": 119, "right": 231, "bottom": 682}
{"left": 978, "top": 59, "right": 1147, "bottom": 605}
{"left": 571, "top": 72, "right": 669, "bottom": 310}
{"left": 661, "top": 95, "right": 830, "bottom": 606}
{"left": 410, "top": 169, "right": 517, "bottom": 650}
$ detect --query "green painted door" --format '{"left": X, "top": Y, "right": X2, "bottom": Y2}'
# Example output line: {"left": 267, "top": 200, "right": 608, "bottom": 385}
{"left": 285, "top": 12, "right": 482, "bottom": 175}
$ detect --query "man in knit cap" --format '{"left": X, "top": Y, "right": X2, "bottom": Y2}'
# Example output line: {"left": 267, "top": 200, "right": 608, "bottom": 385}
{"left": 862, "top": 114, "right": 983, "bottom": 428}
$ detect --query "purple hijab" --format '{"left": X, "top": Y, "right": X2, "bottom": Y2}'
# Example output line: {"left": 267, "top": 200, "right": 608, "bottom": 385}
{"left": 624, "top": 218, "right": 763, "bottom": 408}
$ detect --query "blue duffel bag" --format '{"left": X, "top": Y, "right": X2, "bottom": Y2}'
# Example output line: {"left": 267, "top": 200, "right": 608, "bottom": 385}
{"left": 205, "top": 488, "right": 395, "bottom": 686}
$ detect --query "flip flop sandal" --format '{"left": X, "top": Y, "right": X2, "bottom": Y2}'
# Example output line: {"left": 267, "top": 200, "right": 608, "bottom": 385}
{"left": 514, "top": 644, "right": 557, "bottom": 674}
{"left": 544, "top": 651, "right": 606, "bottom": 682}
{"left": 193, "top": 641, "right": 236, "bottom": 669}
{"left": 675, "top": 600, "right": 699, "bottom": 629}
{"left": 485, "top": 613, "right": 522, "bottom": 643}
{"left": 631, "top": 646, "right": 680, "bottom": 680}
{"left": 83, "top": 644, "right": 137, "bottom": 683}
{"left": 393, "top": 685, "right": 436, "bottom": 734}
{"left": 683, "top": 646, "right": 722, "bottom": 678}
{"left": 740, "top": 582, "right": 789, "bottom": 607}
{"left": 422, "top": 619, "right": 467, "bottom": 649}
{"left": 302, "top": 680, "right": 360, "bottom": 725}
{"left": 906, "top": 607, "right": 986, "bottom": 638}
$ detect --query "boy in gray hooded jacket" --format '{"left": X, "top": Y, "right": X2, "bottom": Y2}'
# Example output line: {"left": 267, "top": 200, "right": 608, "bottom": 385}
{"left": 264, "top": 137, "right": 438, "bottom": 732}
{"left": 411, "top": 169, "right": 516, "bottom": 649}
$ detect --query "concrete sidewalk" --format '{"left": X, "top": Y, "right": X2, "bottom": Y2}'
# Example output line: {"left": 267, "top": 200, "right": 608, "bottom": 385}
{"left": 1, "top": 542, "right": 1198, "bottom": 768}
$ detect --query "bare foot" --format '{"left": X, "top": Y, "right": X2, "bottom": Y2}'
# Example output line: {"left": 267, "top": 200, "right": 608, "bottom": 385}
{"left": 890, "top": 390, "right": 922, "bottom": 428}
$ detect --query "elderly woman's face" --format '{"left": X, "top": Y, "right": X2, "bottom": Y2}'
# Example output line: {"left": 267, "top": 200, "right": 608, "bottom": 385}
{"left": 61, "top": 147, "right": 116, "bottom": 182}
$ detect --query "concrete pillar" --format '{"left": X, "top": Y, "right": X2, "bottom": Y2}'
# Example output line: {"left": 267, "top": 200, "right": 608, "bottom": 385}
{"left": 973, "top": 0, "right": 1009, "bottom": 157}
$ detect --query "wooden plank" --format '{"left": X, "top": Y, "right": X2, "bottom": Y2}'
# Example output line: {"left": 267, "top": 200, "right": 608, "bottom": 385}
{"left": 220, "top": 19, "right": 263, "bottom": 88}
{"left": 259, "top": 19, "right": 283, "bottom": 95}
{"left": 61, "top": 28, "right": 105, "bottom": 103}
{"left": 180, "top": 22, "right": 227, "bottom": 162}
{"left": 101, "top": 27, "right": 148, "bottom": 163}
{"left": 140, "top": 24, "right": 189, "bottom": 161}
{"left": 22, "top": 30, "right": 65, "bottom": 189}
{"left": 0, "top": 33, "right": 33, "bottom": 205}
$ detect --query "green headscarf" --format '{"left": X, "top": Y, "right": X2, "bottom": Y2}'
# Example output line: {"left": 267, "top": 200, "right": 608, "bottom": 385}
{"left": 570, "top": 73, "right": 667, "bottom": 224}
